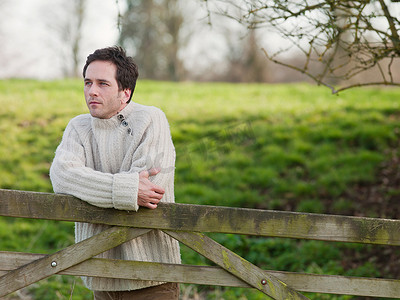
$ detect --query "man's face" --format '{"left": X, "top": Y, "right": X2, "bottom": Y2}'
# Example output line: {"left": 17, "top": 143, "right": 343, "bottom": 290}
{"left": 84, "top": 60, "right": 131, "bottom": 119}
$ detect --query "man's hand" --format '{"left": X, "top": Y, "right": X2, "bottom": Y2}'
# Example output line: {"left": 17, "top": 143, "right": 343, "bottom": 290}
{"left": 138, "top": 168, "right": 165, "bottom": 209}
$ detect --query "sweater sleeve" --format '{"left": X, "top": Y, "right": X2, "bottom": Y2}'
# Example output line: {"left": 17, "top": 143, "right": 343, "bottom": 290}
{"left": 151, "top": 110, "right": 176, "bottom": 191}
{"left": 49, "top": 120, "right": 139, "bottom": 211}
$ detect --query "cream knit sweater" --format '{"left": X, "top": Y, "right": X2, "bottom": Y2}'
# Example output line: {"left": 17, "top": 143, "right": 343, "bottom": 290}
{"left": 50, "top": 102, "right": 181, "bottom": 291}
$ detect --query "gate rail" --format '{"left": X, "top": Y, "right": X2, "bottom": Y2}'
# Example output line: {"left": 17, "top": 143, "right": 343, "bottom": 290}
{"left": 1, "top": 189, "right": 400, "bottom": 299}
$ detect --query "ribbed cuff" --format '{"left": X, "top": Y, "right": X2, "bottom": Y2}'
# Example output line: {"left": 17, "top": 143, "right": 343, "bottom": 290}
{"left": 112, "top": 172, "right": 139, "bottom": 211}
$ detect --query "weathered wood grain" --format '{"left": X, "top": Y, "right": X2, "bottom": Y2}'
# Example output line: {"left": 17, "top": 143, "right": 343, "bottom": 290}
{"left": 0, "top": 227, "right": 151, "bottom": 297}
{"left": 2, "top": 189, "right": 400, "bottom": 298}
{"left": 1, "top": 252, "right": 400, "bottom": 298}
{"left": 1, "top": 189, "right": 399, "bottom": 245}
{"left": 165, "top": 230, "right": 310, "bottom": 299}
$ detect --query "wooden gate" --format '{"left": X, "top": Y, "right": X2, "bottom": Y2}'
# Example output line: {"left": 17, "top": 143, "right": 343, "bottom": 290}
{"left": 1, "top": 189, "right": 400, "bottom": 299}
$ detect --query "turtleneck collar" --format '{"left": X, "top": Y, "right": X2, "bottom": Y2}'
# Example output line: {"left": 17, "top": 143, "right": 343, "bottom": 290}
{"left": 91, "top": 102, "right": 136, "bottom": 130}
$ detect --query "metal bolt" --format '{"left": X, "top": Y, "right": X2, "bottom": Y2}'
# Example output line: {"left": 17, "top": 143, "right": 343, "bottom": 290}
{"left": 51, "top": 261, "right": 57, "bottom": 267}
{"left": 261, "top": 279, "right": 267, "bottom": 285}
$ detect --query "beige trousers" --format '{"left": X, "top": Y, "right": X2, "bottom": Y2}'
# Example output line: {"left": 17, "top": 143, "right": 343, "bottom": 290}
{"left": 93, "top": 283, "right": 179, "bottom": 300}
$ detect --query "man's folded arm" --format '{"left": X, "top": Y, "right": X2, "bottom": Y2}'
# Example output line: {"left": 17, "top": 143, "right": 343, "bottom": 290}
{"left": 50, "top": 124, "right": 139, "bottom": 211}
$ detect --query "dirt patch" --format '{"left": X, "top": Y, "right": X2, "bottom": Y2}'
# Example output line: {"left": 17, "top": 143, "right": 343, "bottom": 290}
{"left": 341, "top": 146, "right": 400, "bottom": 281}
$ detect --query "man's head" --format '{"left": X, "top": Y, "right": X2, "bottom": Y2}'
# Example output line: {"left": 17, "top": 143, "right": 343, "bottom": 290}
{"left": 83, "top": 46, "right": 139, "bottom": 101}
{"left": 82, "top": 46, "right": 139, "bottom": 119}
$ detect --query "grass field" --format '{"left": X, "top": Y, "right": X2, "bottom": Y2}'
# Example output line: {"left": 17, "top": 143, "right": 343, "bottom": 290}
{"left": 1, "top": 79, "right": 400, "bottom": 299}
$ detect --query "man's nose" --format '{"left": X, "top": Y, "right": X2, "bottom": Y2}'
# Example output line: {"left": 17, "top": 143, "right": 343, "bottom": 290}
{"left": 88, "top": 85, "right": 99, "bottom": 97}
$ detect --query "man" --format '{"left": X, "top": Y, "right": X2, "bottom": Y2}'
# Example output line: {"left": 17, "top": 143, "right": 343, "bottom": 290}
{"left": 50, "top": 46, "right": 180, "bottom": 299}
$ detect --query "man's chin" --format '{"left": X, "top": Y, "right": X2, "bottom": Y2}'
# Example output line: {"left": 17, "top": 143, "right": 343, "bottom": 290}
{"left": 89, "top": 109, "right": 103, "bottom": 119}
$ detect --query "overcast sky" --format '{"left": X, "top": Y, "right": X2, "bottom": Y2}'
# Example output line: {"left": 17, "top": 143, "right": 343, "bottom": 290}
{"left": 0, "top": 0, "right": 241, "bottom": 79}
{"left": 0, "top": 0, "right": 124, "bottom": 79}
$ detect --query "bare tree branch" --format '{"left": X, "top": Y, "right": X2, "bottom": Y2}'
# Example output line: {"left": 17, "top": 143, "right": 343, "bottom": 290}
{"left": 204, "top": 0, "right": 400, "bottom": 93}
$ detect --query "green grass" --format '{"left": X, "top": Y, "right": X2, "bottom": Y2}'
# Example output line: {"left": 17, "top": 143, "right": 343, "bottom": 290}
{"left": 1, "top": 79, "right": 400, "bottom": 299}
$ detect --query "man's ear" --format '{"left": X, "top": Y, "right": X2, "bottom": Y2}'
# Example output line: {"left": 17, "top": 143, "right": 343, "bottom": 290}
{"left": 122, "top": 89, "right": 132, "bottom": 103}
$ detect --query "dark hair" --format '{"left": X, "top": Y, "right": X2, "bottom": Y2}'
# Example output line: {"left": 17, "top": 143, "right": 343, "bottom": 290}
{"left": 82, "top": 46, "right": 139, "bottom": 102}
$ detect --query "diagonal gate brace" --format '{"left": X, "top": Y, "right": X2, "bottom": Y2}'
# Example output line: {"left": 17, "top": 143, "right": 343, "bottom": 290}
{"left": 165, "top": 230, "right": 310, "bottom": 300}
{"left": 0, "top": 227, "right": 151, "bottom": 297}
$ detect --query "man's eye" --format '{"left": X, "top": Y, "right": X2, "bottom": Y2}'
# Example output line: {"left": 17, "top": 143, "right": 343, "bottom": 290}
{"left": 84, "top": 82, "right": 92, "bottom": 86}
{"left": 100, "top": 82, "right": 109, "bottom": 86}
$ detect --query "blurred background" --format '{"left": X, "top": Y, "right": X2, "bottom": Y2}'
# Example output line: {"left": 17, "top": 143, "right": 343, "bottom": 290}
{"left": 2, "top": 0, "right": 399, "bottom": 88}
{"left": 0, "top": 0, "right": 329, "bottom": 83}
{"left": 1, "top": 1, "right": 400, "bottom": 299}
